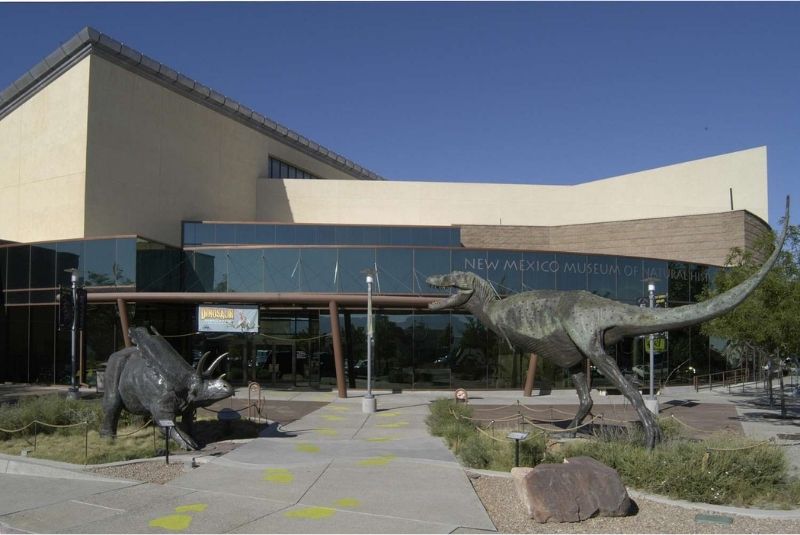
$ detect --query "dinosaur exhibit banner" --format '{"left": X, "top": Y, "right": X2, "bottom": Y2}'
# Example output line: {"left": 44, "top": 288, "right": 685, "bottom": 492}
{"left": 197, "top": 305, "right": 259, "bottom": 333}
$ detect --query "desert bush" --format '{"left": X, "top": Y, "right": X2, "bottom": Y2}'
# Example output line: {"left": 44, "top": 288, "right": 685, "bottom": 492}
{"left": 0, "top": 395, "right": 104, "bottom": 439}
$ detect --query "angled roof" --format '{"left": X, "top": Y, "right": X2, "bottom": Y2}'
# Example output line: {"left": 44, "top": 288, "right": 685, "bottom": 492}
{"left": 0, "top": 26, "right": 383, "bottom": 181}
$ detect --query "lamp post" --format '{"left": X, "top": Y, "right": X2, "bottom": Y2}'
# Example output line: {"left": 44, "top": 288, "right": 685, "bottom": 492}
{"left": 363, "top": 273, "right": 377, "bottom": 413}
{"left": 645, "top": 282, "right": 659, "bottom": 415}
{"left": 65, "top": 268, "right": 79, "bottom": 400}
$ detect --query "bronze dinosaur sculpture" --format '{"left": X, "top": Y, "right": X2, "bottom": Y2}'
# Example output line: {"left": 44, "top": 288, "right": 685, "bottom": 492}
{"left": 427, "top": 197, "right": 789, "bottom": 448}
{"left": 100, "top": 326, "right": 234, "bottom": 450}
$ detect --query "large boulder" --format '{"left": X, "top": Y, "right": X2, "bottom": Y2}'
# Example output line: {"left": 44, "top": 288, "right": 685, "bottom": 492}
{"left": 512, "top": 456, "right": 634, "bottom": 523}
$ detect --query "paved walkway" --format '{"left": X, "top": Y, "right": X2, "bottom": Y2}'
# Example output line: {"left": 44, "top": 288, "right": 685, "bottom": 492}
{"left": 0, "top": 381, "right": 798, "bottom": 533}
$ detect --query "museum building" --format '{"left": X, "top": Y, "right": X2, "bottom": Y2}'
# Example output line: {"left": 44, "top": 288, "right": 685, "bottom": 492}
{"left": 0, "top": 27, "right": 774, "bottom": 393}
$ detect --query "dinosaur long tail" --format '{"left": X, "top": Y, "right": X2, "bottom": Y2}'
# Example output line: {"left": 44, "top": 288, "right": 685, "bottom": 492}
{"left": 605, "top": 196, "right": 790, "bottom": 343}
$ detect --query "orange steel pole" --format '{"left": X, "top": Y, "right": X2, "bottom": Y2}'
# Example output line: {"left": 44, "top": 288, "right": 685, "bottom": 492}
{"left": 329, "top": 300, "right": 347, "bottom": 398}
{"left": 523, "top": 352, "right": 538, "bottom": 397}
{"left": 116, "top": 298, "right": 132, "bottom": 348}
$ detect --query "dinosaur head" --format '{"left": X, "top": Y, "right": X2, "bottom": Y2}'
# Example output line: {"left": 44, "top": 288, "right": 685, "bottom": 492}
{"left": 426, "top": 271, "right": 480, "bottom": 310}
{"left": 189, "top": 351, "right": 234, "bottom": 407}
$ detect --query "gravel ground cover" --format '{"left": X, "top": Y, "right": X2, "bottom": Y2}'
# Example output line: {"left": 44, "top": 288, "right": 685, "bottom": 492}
{"left": 470, "top": 472, "right": 800, "bottom": 534}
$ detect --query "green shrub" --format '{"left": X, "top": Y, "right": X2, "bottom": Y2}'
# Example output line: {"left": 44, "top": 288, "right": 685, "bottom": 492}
{"left": 427, "top": 400, "right": 800, "bottom": 508}
{"left": 0, "top": 395, "right": 105, "bottom": 439}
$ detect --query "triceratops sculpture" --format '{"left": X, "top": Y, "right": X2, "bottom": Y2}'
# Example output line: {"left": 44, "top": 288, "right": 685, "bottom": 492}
{"left": 100, "top": 326, "right": 234, "bottom": 450}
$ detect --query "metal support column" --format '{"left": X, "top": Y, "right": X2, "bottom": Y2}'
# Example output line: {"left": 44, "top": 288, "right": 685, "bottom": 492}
{"left": 329, "top": 300, "right": 347, "bottom": 398}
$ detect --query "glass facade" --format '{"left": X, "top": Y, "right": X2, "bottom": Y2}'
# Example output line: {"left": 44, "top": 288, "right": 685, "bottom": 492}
{"left": 183, "top": 222, "right": 461, "bottom": 248}
{"left": 0, "top": 225, "right": 726, "bottom": 389}
{"left": 267, "top": 157, "right": 318, "bottom": 180}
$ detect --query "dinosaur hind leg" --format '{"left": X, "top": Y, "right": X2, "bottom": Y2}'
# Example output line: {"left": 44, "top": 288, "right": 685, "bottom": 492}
{"left": 586, "top": 342, "right": 662, "bottom": 449}
{"left": 566, "top": 370, "right": 593, "bottom": 436}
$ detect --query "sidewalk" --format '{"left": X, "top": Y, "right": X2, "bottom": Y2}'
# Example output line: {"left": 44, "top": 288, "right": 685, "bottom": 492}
{"left": 0, "top": 382, "right": 798, "bottom": 533}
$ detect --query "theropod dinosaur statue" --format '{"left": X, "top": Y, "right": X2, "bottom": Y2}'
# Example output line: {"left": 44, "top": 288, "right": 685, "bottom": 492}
{"left": 100, "top": 326, "right": 233, "bottom": 450}
{"left": 428, "top": 197, "right": 789, "bottom": 448}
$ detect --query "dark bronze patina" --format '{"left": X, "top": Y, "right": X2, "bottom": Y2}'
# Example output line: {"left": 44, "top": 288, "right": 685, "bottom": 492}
{"left": 100, "top": 326, "right": 234, "bottom": 450}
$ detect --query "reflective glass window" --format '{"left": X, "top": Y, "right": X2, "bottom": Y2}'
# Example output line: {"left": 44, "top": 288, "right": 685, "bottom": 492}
{"left": 115, "top": 239, "right": 137, "bottom": 286}
{"left": 413, "top": 249, "right": 451, "bottom": 293}
{"left": 236, "top": 224, "right": 257, "bottom": 245}
{"left": 275, "top": 225, "right": 296, "bottom": 245}
{"left": 335, "top": 226, "right": 359, "bottom": 245}
{"left": 587, "top": 255, "right": 617, "bottom": 299}
{"left": 374, "top": 313, "right": 413, "bottom": 389}
{"left": 450, "top": 313, "right": 490, "bottom": 388}
{"left": 316, "top": 226, "right": 335, "bottom": 244}
{"left": 487, "top": 251, "right": 522, "bottom": 295}
{"left": 84, "top": 240, "right": 116, "bottom": 287}
{"left": 195, "top": 224, "right": 215, "bottom": 245}
{"left": 642, "top": 259, "right": 669, "bottom": 296}
{"left": 136, "top": 241, "right": 181, "bottom": 292}
{"left": 215, "top": 224, "right": 236, "bottom": 245}
{"left": 186, "top": 251, "right": 215, "bottom": 292}
{"left": 431, "top": 227, "right": 453, "bottom": 247}
{"left": 412, "top": 313, "right": 452, "bottom": 388}
{"left": 264, "top": 248, "right": 300, "bottom": 292}
{"left": 521, "top": 252, "right": 556, "bottom": 290}
{"left": 376, "top": 248, "right": 413, "bottom": 294}
{"left": 390, "top": 227, "right": 413, "bottom": 246}
{"left": 255, "top": 224, "right": 276, "bottom": 245}
{"left": 227, "top": 249, "right": 264, "bottom": 292}
{"left": 294, "top": 226, "right": 315, "bottom": 245}
{"left": 555, "top": 253, "right": 588, "bottom": 291}
{"left": 337, "top": 248, "right": 375, "bottom": 292}
{"left": 30, "top": 244, "right": 56, "bottom": 289}
{"left": 667, "top": 262, "right": 692, "bottom": 304}
{"left": 617, "top": 257, "right": 643, "bottom": 303}
{"left": 56, "top": 241, "right": 82, "bottom": 286}
{"left": 6, "top": 245, "right": 30, "bottom": 289}
{"left": 362, "top": 227, "right": 381, "bottom": 246}
{"left": 299, "top": 249, "right": 338, "bottom": 292}
{"left": 412, "top": 227, "right": 431, "bottom": 246}
{"left": 0, "top": 248, "right": 6, "bottom": 305}
{"left": 183, "top": 222, "right": 198, "bottom": 246}
{"left": 451, "top": 250, "right": 487, "bottom": 280}
{"left": 270, "top": 158, "right": 280, "bottom": 178}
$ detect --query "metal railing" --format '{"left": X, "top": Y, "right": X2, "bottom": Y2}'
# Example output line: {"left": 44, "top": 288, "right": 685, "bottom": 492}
{"left": 693, "top": 367, "right": 753, "bottom": 391}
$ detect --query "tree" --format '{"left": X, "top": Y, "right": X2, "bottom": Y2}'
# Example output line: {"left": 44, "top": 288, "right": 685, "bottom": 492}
{"left": 698, "top": 221, "right": 800, "bottom": 416}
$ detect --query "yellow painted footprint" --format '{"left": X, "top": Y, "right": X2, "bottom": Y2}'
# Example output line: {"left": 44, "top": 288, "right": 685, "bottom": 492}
{"left": 148, "top": 503, "right": 208, "bottom": 531}
{"left": 365, "top": 436, "right": 396, "bottom": 442}
{"left": 322, "top": 414, "right": 344, "bottom": 421}
{"left": 376, "top": 411, "right": 400, "bottom": 418}
{"left": 263, "top": 468, "right": 294, "bottom": 484}
{"left": 284, "top": 506, "right": 336, "bottom": 520}
{"left": 328, "top": 405, "right": 350, "bottom": 412}
{"left": 334, "top": 497, "right": 360, "bottom": 508}
{"left": 376, "top": 421, "right": 409, "bottom": 428}
{"left": 358, "top": 454, "right": 396, "bottom": 467}
{"left": 315, "top": 427, "right": 338, "bottom": 436}
{"left": 295, "top": 442, "right": 320, "bottom": 453}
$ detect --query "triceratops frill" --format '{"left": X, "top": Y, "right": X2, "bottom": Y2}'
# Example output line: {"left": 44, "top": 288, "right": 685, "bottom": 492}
{"left": 100, "top": 326, "right": 234, "bottom": 450}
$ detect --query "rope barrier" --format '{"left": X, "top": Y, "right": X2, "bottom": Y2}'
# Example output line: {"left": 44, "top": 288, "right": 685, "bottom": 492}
{"left": 522, "top": 414, "right": 602, "bottom": 433}
{"left": 669, "top": 414, "right": 713, "bottom": 433}
{"left": 199, "top": 403, "right": 258, "bottom": 415}
{"left": 705, "top": 439, "right": 774, "bottom": 452}
{"left": 114, "top": 418, "right": 153, "bottom": 437}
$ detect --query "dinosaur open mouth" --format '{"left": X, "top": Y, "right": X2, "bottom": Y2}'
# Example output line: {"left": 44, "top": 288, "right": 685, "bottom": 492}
{"left": 427, "top": 279, "right": 472, "bottom": 310}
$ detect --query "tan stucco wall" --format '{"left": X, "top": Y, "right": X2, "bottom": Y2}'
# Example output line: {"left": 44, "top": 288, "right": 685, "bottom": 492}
{"left": 258, "top": 147, "right": 768, "bottom": 227}
{"left": 461, "top": 211, "right": 770, "bottom": 266}
{"left": 0, "top": 56, "right": 90, "bottom": 243}
{"left": 84, "top": 55, "right": 361, "bottom": 246}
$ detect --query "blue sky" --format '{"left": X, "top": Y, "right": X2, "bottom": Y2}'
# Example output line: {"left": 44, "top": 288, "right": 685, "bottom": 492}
{"left": 1, "top": 2, "right": 798, "bottom": 227}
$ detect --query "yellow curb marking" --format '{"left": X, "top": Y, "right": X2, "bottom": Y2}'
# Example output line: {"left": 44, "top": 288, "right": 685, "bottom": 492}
{"left": 376, "top": 421, "right": 409, "bottom": 428}
{"left": 322, "top": 414, "right": 345, "bottom": 421}
{"left": 365, "top": 436, "right": 396, "bottom": 442}
{"left": 358, "top": 454, "right": 396, "bottom": 467}
{"left": 263, "top": 468, "right": 294, "bottom": 484}
{"left": 284, "top": 506, "right": 336, "bottom": 520}
{"left": 148, "top": 514, "right": 193, "bottom": 531}
{"left": 174, "top": 503, "right": 208, "bottom": 513}
{"left": 334, "top": 498, "right": 361, "bottom": 508}
{"left": 316, "top": 427, "right": 338, "bottom": 436}
{"left": 296, "top": 443, "right": 321, "bottom": 453}
{"left": 376, "top": 411, "right": 400, "bottom": 418}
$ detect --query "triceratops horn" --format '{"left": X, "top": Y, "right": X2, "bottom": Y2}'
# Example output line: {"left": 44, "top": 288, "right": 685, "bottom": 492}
{"left": 149, "top": 325, "right": 161, "bottom": 336}
{"left": 203, "top": 352, "right": 230, "bottom": 377}
{"left": 195, "top": 351, "right": 211, "bottom": 372}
